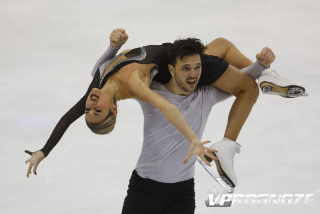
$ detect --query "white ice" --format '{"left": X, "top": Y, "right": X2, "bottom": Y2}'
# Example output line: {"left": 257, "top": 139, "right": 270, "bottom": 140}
{"left": 0, "top": 0, "right": 319, "bottom": 213}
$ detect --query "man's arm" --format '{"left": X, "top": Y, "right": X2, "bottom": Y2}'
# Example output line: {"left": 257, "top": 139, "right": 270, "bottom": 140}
{"left": 211, "top": 64, "right": 259, "bottom": 141}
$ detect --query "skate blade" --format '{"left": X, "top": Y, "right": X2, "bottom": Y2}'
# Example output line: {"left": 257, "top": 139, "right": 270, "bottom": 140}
{"left": 260, "top": 82, "right": 308, "bottom": 98}
{"left": 208, "top": 151, "right": 236, "bottom": 188}
{"left": 197, "top": 156, "right": 234, "bottom": 193}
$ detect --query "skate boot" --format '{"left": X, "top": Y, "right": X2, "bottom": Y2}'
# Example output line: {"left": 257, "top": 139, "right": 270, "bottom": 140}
{"left": 257, "top": 69, "right": 308, "bottom": 98}
{"left": 204, "top": 138, "right": 241, "bottom": 187}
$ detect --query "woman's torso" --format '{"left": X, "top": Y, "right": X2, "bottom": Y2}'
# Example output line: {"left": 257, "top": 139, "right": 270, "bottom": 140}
{"left": 99, "top": 44, "right": 170, "bottom": 99}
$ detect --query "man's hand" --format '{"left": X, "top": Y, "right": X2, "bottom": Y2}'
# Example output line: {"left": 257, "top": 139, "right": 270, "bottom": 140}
{"left": 25, "top": 150, "right": 45, "bottom": 177}
{"left": 183, "top": 140, "right": 218, "bottom": 166}
{"left": 110, "top": 28, "right": 128, "bottom": 48}
{"left": 256, "top": 47, "right": 276, "bottom": 68}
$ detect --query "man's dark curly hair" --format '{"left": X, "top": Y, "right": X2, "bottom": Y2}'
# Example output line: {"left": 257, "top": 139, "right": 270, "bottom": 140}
{"left": 166, "top": 38, "right": 207, "bottom": 67}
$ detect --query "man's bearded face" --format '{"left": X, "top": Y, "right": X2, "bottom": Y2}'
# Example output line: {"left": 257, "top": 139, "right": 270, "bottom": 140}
{"left": 172, "top": 54, "right": 202, "bottom": 93}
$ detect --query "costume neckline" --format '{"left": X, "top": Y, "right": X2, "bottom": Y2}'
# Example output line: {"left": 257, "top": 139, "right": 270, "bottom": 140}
{"left": 99, "top": 46, "right": 147, "bottom": 89}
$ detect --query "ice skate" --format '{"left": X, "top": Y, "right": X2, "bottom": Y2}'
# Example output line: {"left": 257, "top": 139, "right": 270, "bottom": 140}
{"left": 203, "top": 138, "right": 241, "bottom": 188}
{"left": 257, "top": 69, "right": 308, "bottom": 98}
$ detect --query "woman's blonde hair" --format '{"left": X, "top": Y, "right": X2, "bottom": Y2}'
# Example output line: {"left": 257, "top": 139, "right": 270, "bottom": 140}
{"left": 86, "top": 110, "right": 117, "bottom": 135}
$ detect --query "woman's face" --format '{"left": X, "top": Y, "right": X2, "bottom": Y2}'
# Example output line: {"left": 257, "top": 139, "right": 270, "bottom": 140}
{"left": 85, "top": 88, "right": 113, "bottom": 124}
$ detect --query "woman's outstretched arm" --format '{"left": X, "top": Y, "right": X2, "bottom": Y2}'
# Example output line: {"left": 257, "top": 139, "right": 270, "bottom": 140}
{"left": 26, "top": 71, "right": 100, "bottom": 158}
{"left": 129, "top": 70, "right": 218, "bottom": 166}
{"left": 25, "top": 28, "right": 128, "bottom": 177}
{"left": 24, "top": 70, "right": 101, "bottom": 177}
{"left": 39, "top": 71, "right": 101, "bottom": 157}
{"left": 27, "top": 41, "right": 121, "bottom": 158}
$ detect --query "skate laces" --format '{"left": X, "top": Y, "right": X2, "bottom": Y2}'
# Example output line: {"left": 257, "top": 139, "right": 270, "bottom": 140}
{"left": 235, "top": 143, "right": 241, "bottom": 154}
{"left": 231, "top": 143, "right": 241, "bottom": 167}
{"left": 220, "top": 138, "right": 241, "bottom": 167}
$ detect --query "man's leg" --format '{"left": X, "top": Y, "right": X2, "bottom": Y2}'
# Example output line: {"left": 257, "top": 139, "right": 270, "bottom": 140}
{"left": 121, "top": 170, "right": 195, "bottom": 214}
{"left": 205, "top": 38, "right": 253, "bottom": 69}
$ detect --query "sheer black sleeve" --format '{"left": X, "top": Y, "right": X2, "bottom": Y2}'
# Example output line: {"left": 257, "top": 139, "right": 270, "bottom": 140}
{"left": 25, "top": 71, "right": 100, "bottom": 157}
{"left": 29, "top": 71, "right": 100, "bottom": 158}
{"left": 25, "top": 45, "right": 121, "bottom": 158}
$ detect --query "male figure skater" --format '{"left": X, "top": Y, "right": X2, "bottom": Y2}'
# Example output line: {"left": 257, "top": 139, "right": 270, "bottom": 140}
{"left": 120, "top": 36, "right": 275, "bottom": 214}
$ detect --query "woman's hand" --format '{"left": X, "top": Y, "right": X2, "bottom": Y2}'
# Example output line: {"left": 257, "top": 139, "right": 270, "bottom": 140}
{"left": 25, "top": 150, "right": 45, "bottom": 177}
{"left": 183, "top": 140, "right": 218, "bottom": 166}
{"left": 110, "top": 28, "right": 129, "bottom": 48}
{"left": 256, "top": 47, "right": 276, "bottom": 68}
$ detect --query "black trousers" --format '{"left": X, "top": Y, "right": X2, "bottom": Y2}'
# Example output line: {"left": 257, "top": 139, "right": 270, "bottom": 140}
{"left": 121, "top": 170, "right": 196, "bottom": 214}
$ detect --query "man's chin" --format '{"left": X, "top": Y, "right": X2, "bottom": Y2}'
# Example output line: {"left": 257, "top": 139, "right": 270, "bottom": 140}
{"left": 184, "top": 87, "right": 196, "bottom": 93}
{"left": 186, "top": 84, "right": 199, "bottom": 92}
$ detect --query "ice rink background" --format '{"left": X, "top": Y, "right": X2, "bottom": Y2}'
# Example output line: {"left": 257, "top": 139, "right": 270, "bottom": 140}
{"left": 1, "top": 0, "right": 319, "bottom": 213}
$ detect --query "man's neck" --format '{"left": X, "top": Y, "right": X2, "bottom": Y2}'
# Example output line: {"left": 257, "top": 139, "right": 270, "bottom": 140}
{"left": 164, "top": 79, "right": 192, "bottom": 96}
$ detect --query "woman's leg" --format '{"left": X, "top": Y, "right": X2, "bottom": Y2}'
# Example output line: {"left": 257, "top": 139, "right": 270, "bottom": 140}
{"left": 205, "top": 38, "right": 253, "bottom": 69}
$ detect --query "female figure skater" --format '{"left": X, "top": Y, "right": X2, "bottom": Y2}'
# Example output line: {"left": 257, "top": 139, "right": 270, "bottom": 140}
{"left": 25, "top": 28, "right": 286, "bottom": 177}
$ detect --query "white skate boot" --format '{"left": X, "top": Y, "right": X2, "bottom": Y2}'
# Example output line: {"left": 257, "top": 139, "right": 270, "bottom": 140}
{"left": 257, "top": 69, "right": 308, "bottom": 98}
{"left": 204, "top": 138, "right": 241, "bottom": 187}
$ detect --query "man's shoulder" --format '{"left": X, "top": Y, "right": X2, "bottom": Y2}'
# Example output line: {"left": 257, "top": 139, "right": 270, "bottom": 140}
{"left": 149, "top": 80, "right": 166, "bottom": 91}
{"left": 197, "top": 85, "right": 215, "bottom": 94}
{"left": 197, "top": 85, "right": 230, "bottom": 102}
{"left": 201, "top": 85, "right": 232, "bottom": 105}
{"left": 149, "top": 81, "right": 219, "bottom": 96}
